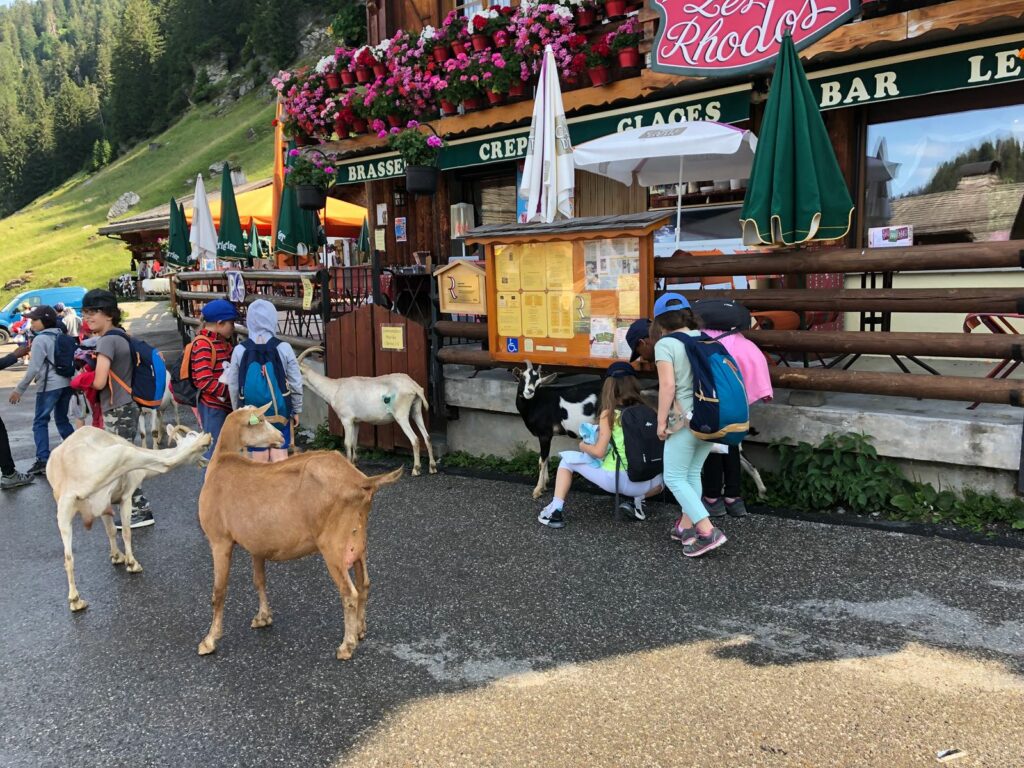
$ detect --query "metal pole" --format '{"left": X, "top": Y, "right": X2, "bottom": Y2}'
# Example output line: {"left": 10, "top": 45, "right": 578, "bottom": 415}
{"left": 675, "top": 157, "right": 683, "bottom": 246}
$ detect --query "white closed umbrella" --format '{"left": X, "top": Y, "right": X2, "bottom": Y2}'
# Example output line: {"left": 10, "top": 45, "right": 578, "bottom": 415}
{"left": 518, "top": 45, "right": 575, "bottom": 223}
{"left": 189, "top": 174, "right": 219, "bottom": 269}
{"left": 573, "top": 121, "right": 757, "bottom": 243}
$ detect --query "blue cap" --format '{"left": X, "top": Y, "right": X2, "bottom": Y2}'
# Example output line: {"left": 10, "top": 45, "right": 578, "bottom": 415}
{"left": 202, "top": 299, "right": 238, "bottom": 323}
{"left": 606, "top": 361, "right": 636, "bottom": 379}
{"left": 625, "top": 318, "right": 651, "bottom": 361}
{"left": 653, "top": 292, "right": 690, "bottom": 318}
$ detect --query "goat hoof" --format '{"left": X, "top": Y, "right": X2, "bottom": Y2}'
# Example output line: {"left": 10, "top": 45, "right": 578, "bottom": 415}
{"left": 411, "top": 467, "right": 421, "bottom": 477}
{"left": 198, "top": 638, "right": 217, "bottom": 656}
{"left": 125, "top": 561, "right": 143, "bottom": 574}
{"left": 251, "top": 614, "right": 273, "bottom": 629}
{"left": 532, "top": 488, "right": 543, "bottom": 500}
{"left": 110, "top": 552, "right": 126, "bottom": 565}
{"left": 336, "top": 644, "right": 354, "bottom": 660}
{"left": 428, "top": 463, "right": 437, "bottom": 475}
{"left": 69, "top": 597, "right": 88, "bottom": 612}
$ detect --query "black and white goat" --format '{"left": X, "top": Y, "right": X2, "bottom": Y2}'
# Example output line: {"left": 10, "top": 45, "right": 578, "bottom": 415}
{"left": 513, "top": 361, "right": 601, "bottom": 499}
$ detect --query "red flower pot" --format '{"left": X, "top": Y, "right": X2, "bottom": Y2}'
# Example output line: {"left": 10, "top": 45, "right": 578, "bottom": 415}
{"left": 486, "top": 90, "right": 506, "bottom": 106}
{"left": 509, "top": 80, "right": 527, "bottom": 98}
{"left": 387, "top": 114, "right": 403, "bottom": 128}
{"left": 604, "top": 0, "right": 628, "bottom": 19}
{"left": 492, "top": 30, "right": 509, "bottom": 48}
{"left": 439, "top": 99, "right": 458, "bottom": 116}
{"left": 351, "top": 118, "right": 368, "bottom": 135}
{"left": 372, "top": 62, "right": 387, "bottom": 79}
{"left": 340, "top": 69, "right": 355, "bottom": 86}
{"left": 294, "top": 134, "right": 310, "bottom": 147}
{"left": 588, "top": 66, "right": 610, "bottom": 86}
{"left": 462, "top": 96, "right": 484, "bottom": 112}
{"left": 334, "top": 116, "right": 349, "bottom": 138}
{"left": 432, "top": 45, "right": 450, "bottom": 63}
{"left": 355, "top": 66, "right": 372, "bottom": 84}
{"left": 325, "top": 72, "right": 342, "bottom": 91}
{"left": 576, "top": 7, "right": 597, "bottom": 28}
{"left": 451, "top": 40, "right": 467, "bottom": 56}
{"left": 471, "top": 33, "right": 490, "bottom": 52}
{"left": 626, "top": 0, "right": 644, "bottom": 10}
{"left": 617, "top": 47, "right": 641, "bottom": 69}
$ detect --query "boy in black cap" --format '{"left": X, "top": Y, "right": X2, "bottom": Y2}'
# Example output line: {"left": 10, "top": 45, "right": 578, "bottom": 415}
{"left": 625, "top": 318, "right": 654, "bottom": 364}
{"left": 8, "top": 305, "right": 74, "bottom": 475}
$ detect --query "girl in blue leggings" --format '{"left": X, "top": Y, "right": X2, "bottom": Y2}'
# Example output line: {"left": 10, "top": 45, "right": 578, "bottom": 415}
{"left": 652, "top": 293, "right": 727, "bottom": 557}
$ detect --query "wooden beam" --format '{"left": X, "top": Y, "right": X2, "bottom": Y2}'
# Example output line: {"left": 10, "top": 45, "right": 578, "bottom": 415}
{"left": 676, "top": 288, "right": 1024, "bottom": 313}
{"left": 436, "top": 320, "right": 487, "bottom": 340}
{"left": 654, "top": 241, "right": 1024, "bottom": 278}
{"left": 747, "top": 329, "right": 1023, "bottom": 359}
{"left": 907, "top": 0, "right": 1024, "bottom": 39}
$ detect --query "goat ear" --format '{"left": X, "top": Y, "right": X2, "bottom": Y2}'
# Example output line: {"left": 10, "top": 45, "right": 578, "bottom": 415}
{"left": 512, "top": 367, "right": 522, "bottom": 380}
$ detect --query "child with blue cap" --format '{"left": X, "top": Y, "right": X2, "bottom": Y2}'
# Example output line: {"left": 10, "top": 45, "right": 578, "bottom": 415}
{"left": 191, "top": 299, "right": 238, "bottom": 458}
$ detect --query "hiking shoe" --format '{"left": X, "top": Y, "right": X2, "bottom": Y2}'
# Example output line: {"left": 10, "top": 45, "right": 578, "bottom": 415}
{"left": 27, "top": 459, "right": 48, "bottom": 476}
{"left": 703, "top": 497, "right": 727, "bottom": 518}
{"left": 670, "top": 520, "right": 698, "bottom": 545}
{"left": 538, "top": 508, "right": 565, "bottom": 529}
{"left": 726, "top": 498, "right": 748, "bottom": 518}
{"left": 682, "top": 527, "right": 727, "bottom": 557}
{"left": 1, "top": 471, "right": 34, "bottom": 490}
{"left": 115, "top": 509, "right": 155, "bottom": 530}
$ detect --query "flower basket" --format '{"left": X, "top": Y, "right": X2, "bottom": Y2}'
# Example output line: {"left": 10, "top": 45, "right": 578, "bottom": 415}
{"left": 355, "top": 65, "right": 372, "bottom": 83}
{"left": 406, "top": 165, "right": 439, "bottom": 196}
{"left": 433, "top": 45, "right": 451, "bottom": 63}
{"left": 576, "top": 7, "right": 597, "bottom": 28}
{"left": 618, "top": 47, "right": 641, "bottom": 69}
{"left": 296, "top": 184, "right": 328, "bottom": 210}
{"left": 604, "top": 0, "right": 628, "bottom": 19}
{"left": 325, "top": 72, "right": 342, "bottom": 91}
{"left": 372, "top": 63, "right": 387, "bottom": 79}
{"left": 588, "top": 65, "right": 611, "bottom": 86}
{"left": 486, "top": 90, "right": 506, "bottom": 106}
{"left": 471, "top": 33, "right": 490, "bottom": 52}
{"left": 340, "top": 70, "right": 355, "bottom": 86}
{"left": 440, "top": 99, "right": 459, "bottom": 116}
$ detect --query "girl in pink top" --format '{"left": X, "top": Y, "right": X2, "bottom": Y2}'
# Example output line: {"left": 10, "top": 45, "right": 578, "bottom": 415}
{"left": 701, "top": 328, "right": 773, "bottom": 518}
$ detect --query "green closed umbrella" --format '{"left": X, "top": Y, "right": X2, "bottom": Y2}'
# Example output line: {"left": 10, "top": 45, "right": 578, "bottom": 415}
{"left": 247, "top": 217, "right": 262, "bottom": 264}
{"left": 740, "top": 33, "right": 854, "bottom": 246}
{"left": 276, "top": 144, "right": 325, "bottom": 260}
{"left": 217, "top": 164, "right": 247, "bottom": 260}
{"left": 165, "top": 196, "right": 191, "bottom": 267}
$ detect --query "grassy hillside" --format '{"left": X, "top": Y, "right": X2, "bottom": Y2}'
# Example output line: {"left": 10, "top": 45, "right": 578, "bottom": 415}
{"left": 0, "top": 90, "right": 277, "bottom": 306}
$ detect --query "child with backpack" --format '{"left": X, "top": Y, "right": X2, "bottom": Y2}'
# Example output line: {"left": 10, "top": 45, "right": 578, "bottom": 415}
{"left": 537, "top": 361, "right": 664, "bottom": 529}
{"left": 226, "top": 299, "right": 303, "bottom": 462}
{"left": 653, "top": 293, "right": 741, "bottom": 557}
{"left": 8, "top": 305, "right": 75, "bottom": 476}
{"left": 186, "top": 299, "right": 237, "bottom": 459}
{"left": 84, "top": 289, "right": 158, "bottom": 529}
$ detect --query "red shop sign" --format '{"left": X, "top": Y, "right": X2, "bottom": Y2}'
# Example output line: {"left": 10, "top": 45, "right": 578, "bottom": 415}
{"left": 651, "top": 0, "right": 860, "bottom": 77}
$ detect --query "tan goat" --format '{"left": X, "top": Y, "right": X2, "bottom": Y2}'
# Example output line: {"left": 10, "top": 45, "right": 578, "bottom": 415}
{"left": 297, "top": 346, "right": 436, "bottom": 476}
{"left": 197, "top": 404, "right": 403, "bottom": 659}
{"left": 48, "top": 425, "right": 211, "bottom": 612}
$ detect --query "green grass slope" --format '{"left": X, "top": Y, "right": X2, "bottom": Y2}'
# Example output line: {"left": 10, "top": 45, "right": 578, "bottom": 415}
{"left": 1, "top": 91, "right": 277, "bottom": 306}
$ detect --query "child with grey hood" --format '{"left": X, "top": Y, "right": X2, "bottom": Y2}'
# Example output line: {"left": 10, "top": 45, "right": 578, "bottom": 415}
{"left": 225, "top": 299, "right": 303, "bottom": 462}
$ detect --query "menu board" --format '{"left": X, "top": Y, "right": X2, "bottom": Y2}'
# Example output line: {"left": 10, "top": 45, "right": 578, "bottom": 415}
{"left": 487, "top": 236, "right": 646, "bottom": 365}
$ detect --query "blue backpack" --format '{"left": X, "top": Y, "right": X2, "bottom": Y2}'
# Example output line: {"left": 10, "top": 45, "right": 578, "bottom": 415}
{"left": 668, "top": 332, "right": 749, "bottom": 445}
{"left": 238, "top": 338, "right": 291, "bottom": 420}
{"left": 106, "top": 328, "right": 167, "bottom": 408}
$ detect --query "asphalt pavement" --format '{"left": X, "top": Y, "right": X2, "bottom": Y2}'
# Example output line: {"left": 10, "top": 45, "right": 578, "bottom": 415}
{"left": 2, "top": 302, "right": 1024, "bottom": 766}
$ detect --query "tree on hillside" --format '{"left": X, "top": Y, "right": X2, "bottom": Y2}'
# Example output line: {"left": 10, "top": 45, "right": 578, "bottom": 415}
{"left": 110, "top": 0, "right": 163, "bottom": 145}
{"left": 910, "top": 138, "right": 1024, "bottom": 197}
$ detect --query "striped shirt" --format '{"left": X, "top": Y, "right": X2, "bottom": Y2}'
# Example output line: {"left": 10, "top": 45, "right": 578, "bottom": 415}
{"left": 191, "top": 329, "right": 233, "bottom": 411}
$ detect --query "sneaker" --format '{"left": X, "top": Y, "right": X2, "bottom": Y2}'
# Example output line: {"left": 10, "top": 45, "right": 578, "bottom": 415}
{"left": 132, "top": 493, "right": 152, "bottom": 514}
{"left": 670, "top": 519, "right": 698, "bottom": 545}
{"left": 619, "top": 497, "right": 647, "bottom": 521}
{"left": 538, "top": 508, "right": 565, "bottom": 529}
{"left": 27, "top": 459, "right": 48, "bottom": 476}
{"left": 115, "top": 509, "right": 155, "bottom": 530}
{"left": 702, "top": 497, "right": 727, "bottom": 518}
{"left": 682, "top": 527, "right": 727, "bottom": 557}
{"left": 1, "top": 471, "right": 34, "bottom": 490}
{"left": 725, "top": 498, "right": 748, "bottom": 518}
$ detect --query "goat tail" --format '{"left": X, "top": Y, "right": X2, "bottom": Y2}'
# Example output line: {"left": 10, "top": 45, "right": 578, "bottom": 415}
{"left": 297, "top": 345, "right": 324, "bottom": 365}
{"left": 364, "top": 466, "right": 403, "bottom": 494}
{"left": 413, "top": 382, "right": 430, "bottom": 412}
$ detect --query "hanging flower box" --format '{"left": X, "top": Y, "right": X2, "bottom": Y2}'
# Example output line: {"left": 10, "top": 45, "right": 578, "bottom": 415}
{"left": 405, "top": 165, "right": 439, "bottom": 196}
{"left": 296, "top": 184, "right": 328, "bottom": 210}
{"left": 387, "top": 124, "right": 445, "bottom": 197}
{"left": 286, "top": 149, "right": 337, "bottom": 210}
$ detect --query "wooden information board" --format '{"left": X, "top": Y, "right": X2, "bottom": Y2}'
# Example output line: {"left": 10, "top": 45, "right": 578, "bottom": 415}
{"left": 468, "top": 213, "right": 667, "bottom": 368}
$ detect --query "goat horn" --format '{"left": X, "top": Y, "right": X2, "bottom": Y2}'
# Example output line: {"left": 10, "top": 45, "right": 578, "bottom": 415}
{"left": 297, "top": 345, "right": 324, "bottom": 365}
{"left": 255, "top": 402, "right": 273, "bottom": 415}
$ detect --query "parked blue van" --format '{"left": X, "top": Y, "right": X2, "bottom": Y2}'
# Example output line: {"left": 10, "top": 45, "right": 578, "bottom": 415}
{"left": 0, "top": 286, "right": 87, "bottom": 343}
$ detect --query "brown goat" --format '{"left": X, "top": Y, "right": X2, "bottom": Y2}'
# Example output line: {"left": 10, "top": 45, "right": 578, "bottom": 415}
{"left": 197, "top": 404, "right": 403, "bottom": 659}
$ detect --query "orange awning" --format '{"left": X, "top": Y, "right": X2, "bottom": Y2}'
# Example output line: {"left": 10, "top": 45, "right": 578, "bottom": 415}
{"left": 186, "top": 185, "right": 365, "bottom": 238}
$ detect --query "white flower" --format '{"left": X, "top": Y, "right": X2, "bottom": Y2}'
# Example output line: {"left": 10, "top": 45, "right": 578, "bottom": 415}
{"left": 374, "top": 39, "right": 392, "bottom": 57}
{"left": 420, "top": 25, "right": 437, "bottom": 40}
{"left": 551, "top": 4, "right": 573, "bottom": 18}
{"left": 315, "top": 55, "right": 336, "bottom": 74}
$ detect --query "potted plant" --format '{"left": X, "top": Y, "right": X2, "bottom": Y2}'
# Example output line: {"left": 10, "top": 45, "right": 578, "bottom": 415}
{"left": 351, "top": 46, "right": 376, "bottom": 83}
{"left": 372, "top": 39, "right": 391, "bottom": 78}
{"left": 442, "top": 52, "right": 486, "bottom": 112}
{"left": 285, "top": 148, "right": 338, "bottom": 209}
{"left": 565, "top": 0, "right": 599, "bottom": 28}
{"left": 603, "top": 0, "right": 628, "bottom": 20}
{"left": 607, "top": 17, "right": 642, "bottom": 69}
{"left": 345, "top": 88, "right": 370, "bottom": 134}
{"left": 582, "top": 39, "right": 614, "bottom": 86}
{"left": 336, "top": 48, "right": 355, "bottom": 86}
{"left": 441, "top": 10, "right": 469, "bottom": 57}
{"left": 470, "top": 11, "right": 494, "bottom": 52}
{"left": 503, "top": 49, "right": 529, "bottom": 99}
{"left": 479, "top": 50, "right": 515, "bottom": 106}
{"left": 316, "top": 54, "right": 342, "bottom": 91}
{"left": 386, "top": 122, "right": 445, "bottom": 196}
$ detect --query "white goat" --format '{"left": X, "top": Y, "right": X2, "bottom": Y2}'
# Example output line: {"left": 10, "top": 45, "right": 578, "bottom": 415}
{"left": 297, "top": 347, "right": 437, "bottom": 476}
{"left": 47, "top": 424, "right": 211, "bottom": 612}
{"left": 137, "top": 371, "right": 181, "bottom": 448}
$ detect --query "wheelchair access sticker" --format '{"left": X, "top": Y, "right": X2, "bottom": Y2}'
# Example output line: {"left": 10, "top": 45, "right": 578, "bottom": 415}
{"left": 505, "top": 338, "right": 519, "bottom": 354}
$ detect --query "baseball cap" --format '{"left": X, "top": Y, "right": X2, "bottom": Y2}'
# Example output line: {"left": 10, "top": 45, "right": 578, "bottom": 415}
{"left": 54, "top": 302, "right": 66, "bottom": 312}
{"left": 653, "top": 292, "right": 690, "bottom": 318}
{"left": 25, "top": 305, "right": 58, "bottom": 325}
{"left": 606, "top": 361, "right": 636, "bottom": 379}
{"left": 201, "top": 299, "right": 239, "bottom": 323}
{"left": 625, "top": 318, "right": 651, "bottom": 362}
{"left": 82, "top": 288, "right": 118, "bottom": 312}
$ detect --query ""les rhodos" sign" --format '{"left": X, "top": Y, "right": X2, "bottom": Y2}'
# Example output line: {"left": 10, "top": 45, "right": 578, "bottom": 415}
{"left": 651, "top": 0, "right": 860, "bottom": 77}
